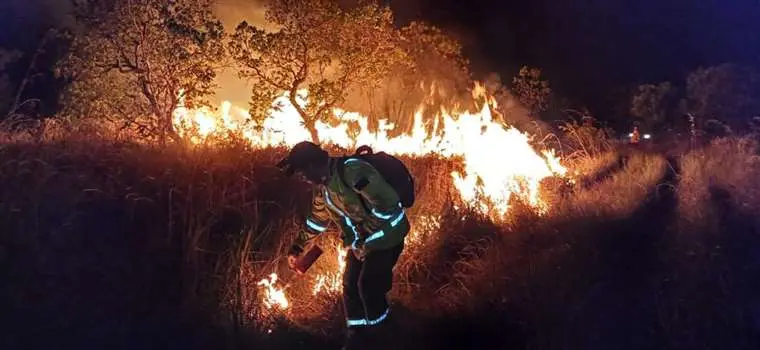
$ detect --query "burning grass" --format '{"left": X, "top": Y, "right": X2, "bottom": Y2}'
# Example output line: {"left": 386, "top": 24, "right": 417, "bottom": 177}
{"left": 0, "top": 134, "right": 473, "bottom": 340}
{"left": 424, "top": 151, "right": 670, "bottom": 314}
{"left": 4, "top": 129, "right": 760, "bottom": 349}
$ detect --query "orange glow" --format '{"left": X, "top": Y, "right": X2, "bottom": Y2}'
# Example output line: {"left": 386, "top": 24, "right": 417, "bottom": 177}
{"left": 257, "top": 273, "right": 289, "bottom": 310}
{"left": 174, "top": 83, "right": 568, "bottom": 317}
{"left": 173, "top": 84, "right": 566, "bottom": 218}
{"left": 312, "top": 244, "right": 348, "bottom": 296}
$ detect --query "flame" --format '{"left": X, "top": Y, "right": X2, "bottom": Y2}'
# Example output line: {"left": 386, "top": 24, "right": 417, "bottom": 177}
{"left": 312, "top": 245, "right": 348, "bottom": 296}
{"left": 175, "top": 83, "right": 568, "bottom": 318}
{"left": 406, "top": 215, "right": 441, "bottom": 250}
{"left": 173, "top": 84, "right": 566, "bottom": 218}
{"left": 257, "top": 273, "right": 289, "bottom": 310}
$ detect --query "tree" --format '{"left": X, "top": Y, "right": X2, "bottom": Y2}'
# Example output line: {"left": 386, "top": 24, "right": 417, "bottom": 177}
{"left": 630, "top": 81, "right": 678, "bottom": 129}
{"left": 511, "top": 66, "right": 551, "bottom": 117}
{"left": 58, "top": 0, "right": 226, "bottom": 143}
{"left": 684, "top": 63, "right": 760, "bottom": 128}
{"left": 0, "top": 48, "right": 22, "bottom": 117}
{"left": 337, "top": 20, "right": 471, "bottom": 135}
{"left": 229, "top": 0, "right": 407, "bottom": 143}
{"left": 396, "top": 21, "right": 470, "bottom": 107}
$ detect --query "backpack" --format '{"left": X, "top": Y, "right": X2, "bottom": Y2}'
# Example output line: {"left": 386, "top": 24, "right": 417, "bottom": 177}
{"left": 337, "top": 145, "right": 416, "bottom": 208}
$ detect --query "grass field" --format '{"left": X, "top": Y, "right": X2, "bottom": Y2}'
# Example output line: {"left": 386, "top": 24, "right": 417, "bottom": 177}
{"left": 1, "top": 133, "right": 759, "bottom": 350}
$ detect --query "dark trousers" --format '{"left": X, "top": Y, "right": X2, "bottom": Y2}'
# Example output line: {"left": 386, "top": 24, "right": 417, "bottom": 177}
{"left": 343, "top": 242, "right": 404, "bottom": 327}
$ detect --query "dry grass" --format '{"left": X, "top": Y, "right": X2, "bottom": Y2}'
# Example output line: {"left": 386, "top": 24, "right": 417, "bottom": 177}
{"left": 565, "top": 150, "right": 620, "bottom": 180}
{"left": 0, "top": 136, "right": 300, "bottom": 346}
{"left": 660, "top": 136, "right": 760, "bottom": 349}
{"left": 0, "top": 131, "right": 470, "bottom": 344}
{"left": 561, "top": 152, "right": 668, "bottom": 219}
{"left": 427, "top": 151, "right": 669, "bottom": 314}
{"left": 678, "top": 136, "right": 760, "bottom": 227}
{"left": 4, "top": 128, "right": 760, "bottom": 349}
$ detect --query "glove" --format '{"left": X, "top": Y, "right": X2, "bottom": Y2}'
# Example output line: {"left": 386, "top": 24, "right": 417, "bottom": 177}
{"left": 351, "top": 243, "right": 367, "bottom": 261}
{"left": 287, "top": 244, "right": 303, "bottom": 270}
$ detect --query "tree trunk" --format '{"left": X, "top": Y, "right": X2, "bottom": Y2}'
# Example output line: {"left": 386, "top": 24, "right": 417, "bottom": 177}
{"left": 305, "top": 119, "right": 320, "bottom": 144}
{"left": 10, "top": 30, "right": 51, "bottom": 115}
{"left": 163, "top": 111, "right": 183, "bottom": 144}
{"left": 288, "top": 89, "right": 321, "bottom": 144}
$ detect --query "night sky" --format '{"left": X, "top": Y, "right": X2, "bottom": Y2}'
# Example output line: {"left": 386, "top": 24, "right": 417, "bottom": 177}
{"left": 393, "top": 0, "right": 760, "bottom": 115}
{"left": 2, "top": 0, "right": 759, "bottom": 120}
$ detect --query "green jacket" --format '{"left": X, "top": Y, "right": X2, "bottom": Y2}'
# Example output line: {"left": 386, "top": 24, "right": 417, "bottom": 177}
{"left": 293, "top": 157, "right": 410, "bottom": 252}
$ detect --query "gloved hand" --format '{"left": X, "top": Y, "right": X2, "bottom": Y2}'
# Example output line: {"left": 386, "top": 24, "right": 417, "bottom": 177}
{"left": 351, "top": 243, "right": 367, "bottom": 261}
{"left": 287, "top": 244, "right": 303, "bottom": 271}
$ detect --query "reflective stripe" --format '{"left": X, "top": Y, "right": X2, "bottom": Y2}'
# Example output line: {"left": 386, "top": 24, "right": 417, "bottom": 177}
{"left": 324, "top": 188, "right": 360, "bottom": 246}
{"left": 365, "top": 230, "right": 384, "bottom": 243}
{"left": 371, "top": 208, "right": 394, "bottom": 220}
{"left": 347, "top": 318, "right": 367, "bottom": 327}
{"left": 373, "top": 203, "right": 403, "bottom": 221}
{"left": 344, "top": 158, "right": 362, "bottom": 165}
{"left": 346, "top": 309, "right": 390, "bottom": 327}
{"left": 366, "top": 210, "right": 405, "bottom": 244}
{"left": 367, "top": 309, "right": 390, "bottom": 326}
{"left": 344, "top": 217, "right": 360, "bottom": 245}
{"left": 323, "top": 188, "right": 347, "bottom": 217}
{"left": 306, "top": 219, "right": 327, "bottom": 232}
{"left": 390, "top": 210, "right": 405, "bottom": 227}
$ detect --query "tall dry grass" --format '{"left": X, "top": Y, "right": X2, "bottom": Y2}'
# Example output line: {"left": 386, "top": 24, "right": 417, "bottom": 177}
{"left": 662, "top": 136, "right": 760, "bottom": 349}
{"left": 0, "top": 136, "right": 301, "bottom": 347}
{"left": 9, "top": 126, "right": 760, "bottom": 349}
{"left": 561, "top": 152, "right": 668, "bottom": 219}
{"left": 428, "top": 150, "right": 668, "bottom": 311}
{"left": 0, "top": 130, "right": 468, "bottom": 346}
{"left": 678, "top": 136, "right": 760, "bottom": 227}
{"left": 565, "top": 150, "right": 620, "bottom": 181}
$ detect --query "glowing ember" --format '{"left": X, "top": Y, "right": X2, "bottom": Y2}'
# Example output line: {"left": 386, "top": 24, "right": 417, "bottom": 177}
{"left": 406, "top": 215, "right": 441, "bottom": 250}
{"left": 172, "top": 83, "right": 566, "bottom": 218}
{"left": 312, "top": 245, "right": 348, "bottom": 296}
{"left": 257, "top": 273, "right": 289, "bottom": 310}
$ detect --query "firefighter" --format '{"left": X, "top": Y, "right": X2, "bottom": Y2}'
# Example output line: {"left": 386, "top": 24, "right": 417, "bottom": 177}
{"left": 630, "top": 126, "right": 641, "bottom": 144}
{"left": 277, "top": 141, "right": 410, "bottom": 350}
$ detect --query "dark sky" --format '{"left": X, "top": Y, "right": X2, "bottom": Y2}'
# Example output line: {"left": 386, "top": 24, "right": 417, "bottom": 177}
{"left": 2, "top": 0, "right": 760, "bottom": 118}
{"left": 391, "top": 0, "right": 760, "bottom": 115}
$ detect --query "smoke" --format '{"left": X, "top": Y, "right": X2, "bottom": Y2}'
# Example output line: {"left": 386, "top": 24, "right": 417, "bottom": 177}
{"left": 212, "top": 0, "right": 275, "bottom": 107}
{"left": 214, "top": 0, "right": 272, "bottom": 30}
{"left": 209, "top": 0, "right": 426, "bottom": 108}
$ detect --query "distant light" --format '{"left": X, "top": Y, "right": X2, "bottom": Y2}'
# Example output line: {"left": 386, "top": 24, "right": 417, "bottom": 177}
{"left": 643, "top": 134, "right": 651, "bottom": 139}
{"left": 628, "top": 133, "right": 633, "bottom": 138}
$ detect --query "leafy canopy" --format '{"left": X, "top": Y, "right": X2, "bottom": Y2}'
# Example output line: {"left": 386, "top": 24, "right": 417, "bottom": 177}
{"left": 512, "top": 66, "right": 551, "bottom": 116}
{"left": 630, "top": 82, "right": 677, "bottom": 129}
{"left": 58, "top": 0, "right": 226, "bottom": 142}
{"left": 229, "top": 0, "right": 408, "bottom": 143}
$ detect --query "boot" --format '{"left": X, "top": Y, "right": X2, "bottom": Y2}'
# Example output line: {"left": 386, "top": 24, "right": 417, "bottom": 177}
{"left": 341, "top": 328, "right": 367, "bottom": 350}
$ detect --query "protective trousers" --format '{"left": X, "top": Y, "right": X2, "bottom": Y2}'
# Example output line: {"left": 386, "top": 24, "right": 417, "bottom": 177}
{"left": 343, "top": 242, "right": 404, "bottom": 328}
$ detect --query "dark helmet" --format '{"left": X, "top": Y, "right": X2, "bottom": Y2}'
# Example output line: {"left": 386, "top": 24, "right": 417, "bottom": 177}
{"left": 277, "top": 141, "right": 328, "bottom": 176}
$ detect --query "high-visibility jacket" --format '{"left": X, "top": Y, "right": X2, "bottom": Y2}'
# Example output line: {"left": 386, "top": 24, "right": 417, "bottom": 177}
{"left": 293, "top": 157, "right": 410, "bottom": 252}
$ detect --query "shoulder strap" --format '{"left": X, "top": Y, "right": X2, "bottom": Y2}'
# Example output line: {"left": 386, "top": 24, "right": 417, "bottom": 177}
{"left": 336, "top": 156, "right": 351, "bottom": 189}
{"left": 336, "top": 156, "right": 372, "bottom": 214}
